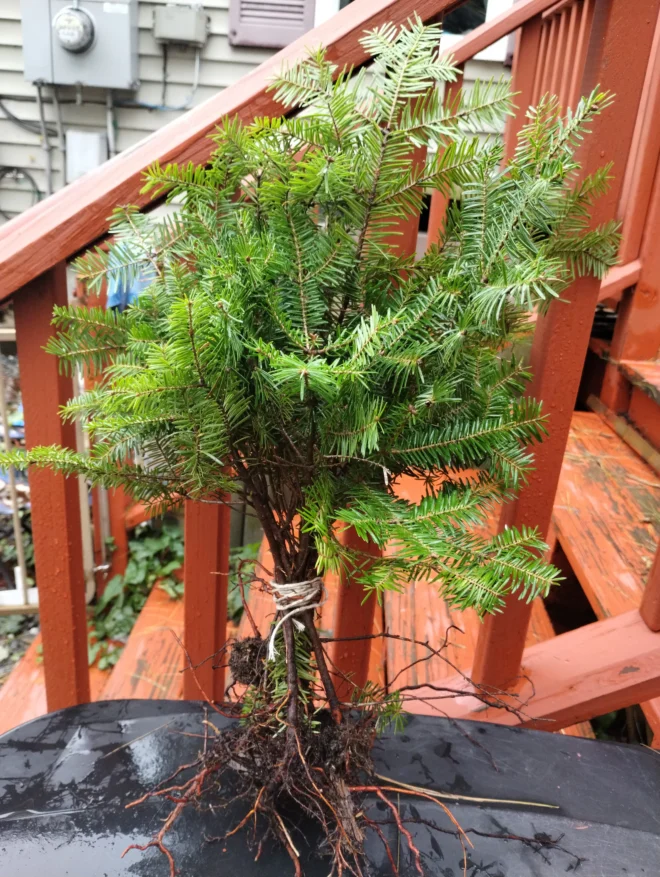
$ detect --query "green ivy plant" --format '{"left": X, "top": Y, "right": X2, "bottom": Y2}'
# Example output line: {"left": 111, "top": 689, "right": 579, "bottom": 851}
{"left": 88, "top": 518, "right": 184, "bottom": 669}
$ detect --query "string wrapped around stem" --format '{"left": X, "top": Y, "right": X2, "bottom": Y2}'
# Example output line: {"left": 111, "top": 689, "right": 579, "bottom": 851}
{"left": 268, "top": 577, "right": 326, "bottom": 660}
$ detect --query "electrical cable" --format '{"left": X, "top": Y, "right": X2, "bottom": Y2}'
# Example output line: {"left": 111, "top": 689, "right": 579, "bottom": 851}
{"left": 116, "top": 47, "right": 202, "bottom": 112}
{"left": 0, "top": 97, "right": 57, "bottom": 138}
{"left": 34, "top": 82, "right": 53, "bottom": 196}
{"left": 52, "top": 86, "right": 67, "bottom": 179}
{"left": 0, "top": 166, "right": 41, "bottom": 221}
{"left": 106, "top": 90, "right": 117, "bottom": 158}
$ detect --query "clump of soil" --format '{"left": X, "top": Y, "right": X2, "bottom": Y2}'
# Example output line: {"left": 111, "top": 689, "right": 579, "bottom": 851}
{"left": 228, "top": 636, "right": 266, "bottom": 686}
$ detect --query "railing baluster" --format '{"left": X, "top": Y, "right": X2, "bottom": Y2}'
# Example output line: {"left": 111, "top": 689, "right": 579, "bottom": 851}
{"left": 617, "top": 5, "right": 660, "bottom": 265}
{"left": 549, "top": 9, "right": 568, "bottom": 97}
{"left": 107, "top": 487, "right": 130, "bottom": 580}
{"left": 427, "top": 68, "right": 464, "bottom": 247}
{"left": 183, "top": 500, "right": 231, "bottom": 701}
{"left": 601, "top": 144, "right": 660, "bottom": 408}
{"left": 531, "top": 19, "right": 550, "bottom": 104}
{"left": 14, "top": 262, "right": 90, "bottom": 710}
{"left": 558, "top": 2, "right": 580, "bottom": 108}
{"left": 472, "top": 0, "right": 660, "bottom": 691}
{"left": 539, "top": 13, "right": 559, "bottom": 97}
{"left": 567, "top": 0, "right": 594, "bottom": 108}
{"left": 504, "top": 17, "right": 544, "bottom": 161}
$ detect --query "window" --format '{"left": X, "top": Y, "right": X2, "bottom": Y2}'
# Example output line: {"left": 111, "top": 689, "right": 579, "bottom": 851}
{"left": 443, "top": 0, "right": 488, "bottom": 34}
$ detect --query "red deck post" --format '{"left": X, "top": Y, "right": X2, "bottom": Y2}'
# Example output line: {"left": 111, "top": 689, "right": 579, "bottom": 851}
{"left": 183, "top": 500, "right": 231, "bottom": 702}
{"left": 472, "top": 0, "right": 660, "bottom": 690}
{"left": 14, "top": 263, "right": 90, "bottom": 710}
{"left": 107, "top": 486, "right": 130, "bottom": 580}
{"left": 329, "top": 527, "right": 381, "bottom": 699}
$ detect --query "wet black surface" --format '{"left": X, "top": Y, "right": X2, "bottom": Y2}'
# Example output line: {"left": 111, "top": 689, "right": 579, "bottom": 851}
{"left": 1, "top": 700, "right": 659, "bottom": 875}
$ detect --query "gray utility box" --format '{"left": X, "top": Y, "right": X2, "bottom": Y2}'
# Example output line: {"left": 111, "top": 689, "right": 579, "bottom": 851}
{"left": 21, "top": 0, "right": 139, "bottom": 90}
{"left": 153, "top": 5, "right": 209, "bottom": 47}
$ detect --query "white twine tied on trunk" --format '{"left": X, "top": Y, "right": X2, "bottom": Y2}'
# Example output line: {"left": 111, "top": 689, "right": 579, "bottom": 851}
{"left": 267, "top": 577, "right": 326, "bottom": 661}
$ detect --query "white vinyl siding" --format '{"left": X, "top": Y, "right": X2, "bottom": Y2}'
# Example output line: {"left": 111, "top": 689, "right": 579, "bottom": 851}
{"left": 0, "top": 0, "right": 508, "bottom": 223}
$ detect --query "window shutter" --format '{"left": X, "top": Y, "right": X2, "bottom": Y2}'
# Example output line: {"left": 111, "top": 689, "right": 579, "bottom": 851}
{"left": 229, "top": 0, "right": 316, "bottom": 49}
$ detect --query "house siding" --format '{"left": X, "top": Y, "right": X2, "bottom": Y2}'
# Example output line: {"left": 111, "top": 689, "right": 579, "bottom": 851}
{"left": 0, "top": 0, "right": 507, "bottom": 223}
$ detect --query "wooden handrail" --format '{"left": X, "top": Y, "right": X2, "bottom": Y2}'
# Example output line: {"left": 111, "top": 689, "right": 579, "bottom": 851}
{"left": 0, "top": 0, "right": 563, "bottom": 299}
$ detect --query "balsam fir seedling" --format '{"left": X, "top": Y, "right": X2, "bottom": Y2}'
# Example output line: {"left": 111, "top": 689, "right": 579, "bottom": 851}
{"left": 3, "top": 18, "right": 619, "bottom": 875}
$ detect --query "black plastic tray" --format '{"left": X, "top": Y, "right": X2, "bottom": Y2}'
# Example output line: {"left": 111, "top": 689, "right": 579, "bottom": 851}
{"left": 1, "top": 700, "right": 659, "bottom": 875}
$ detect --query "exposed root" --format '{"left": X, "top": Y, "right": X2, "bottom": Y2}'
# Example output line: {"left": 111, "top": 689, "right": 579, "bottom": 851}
{"left": 123, "top": 625, "right": 578, "bottom": 876}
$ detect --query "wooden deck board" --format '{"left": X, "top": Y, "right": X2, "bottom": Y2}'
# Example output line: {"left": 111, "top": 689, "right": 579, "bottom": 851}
{"left": 554, "top": 412, "right": 660, "bottom": 620}
{"left": 554, "top": 411, "right": 660, "bottom": 736}
{"left": 619, "top": 359, "right": 660, "bottom": 404}
{"left": 0, "top": 634, "right": 108, "bottom": 736}
{"left": 101, "top": 586, "right": 184, "bottom": 700}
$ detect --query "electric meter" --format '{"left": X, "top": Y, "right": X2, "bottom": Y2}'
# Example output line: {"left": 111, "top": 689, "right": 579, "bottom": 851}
{"left": 21, "top": 0, "right": 139, "bottom": 90}
{"left": 53, "top": 8, "right": 95, "bottom": 54}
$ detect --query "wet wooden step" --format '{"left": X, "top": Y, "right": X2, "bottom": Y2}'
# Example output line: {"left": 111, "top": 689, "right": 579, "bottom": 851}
{"left": 101, "top": 585, "right": 184, "bottom": 700}
{"left": 553, "top": 411, "right": 660, "bottom": 737}
{"left": 0, "top": 634, "right": 108, "bottom": 736}
{"left": 619, "top": 359, "right": 660, "bottom": 404}
{"left": 554, "top": 411, "right": 660, "bottom": 619}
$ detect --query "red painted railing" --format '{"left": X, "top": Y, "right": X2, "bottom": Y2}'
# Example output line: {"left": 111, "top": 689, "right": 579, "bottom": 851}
{"left": 0, "top": 0, "right": 660, "bottom": 719}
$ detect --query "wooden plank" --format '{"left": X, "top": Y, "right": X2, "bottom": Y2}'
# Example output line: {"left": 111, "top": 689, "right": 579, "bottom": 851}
{"left": 586, "top": 394, "right": 660, "bottom": 475}
{"left": 471, "top": 0, "right": 660, "bottom": 690}
{"left": 411, "top": 609, "right": 660, "bottom": 732}
{"left": 597, "top": 259, "right": 642, "bottom": 303}
{"left": 600, "top": 62, "right": 660, "bottom": 408}
{"left": 553, "top": 412, "right": 660, "bottom": 618}
{"left": 503, "top": 15, "right": 544, "bottom": 161}
{"left": 629, "top": 387, "right": 660, "bottom": 449}
{"left": 101, "top": 586, "right": 184, "bottom": 700}
{"left": 553, "top": 411, "right": 660, "bottom": 739}
{"left": 617, "top": 2, "right": 660, "bottom": 263}
{"left": 0, "top": 635, "right": 108, "bottom": 736}
{"left": 182, "top": 500, "right": 230, "bottom": 701}
{"left": 620, "top": 359, "right": 660, "bottom": 405}
{"left": 14, "top": 264, "right": 90, "bottom": 712}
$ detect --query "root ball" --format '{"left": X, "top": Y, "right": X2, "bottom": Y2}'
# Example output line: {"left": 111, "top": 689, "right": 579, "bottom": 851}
{"left": 229, "top": 637, "right": 266, "bottom": 685}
